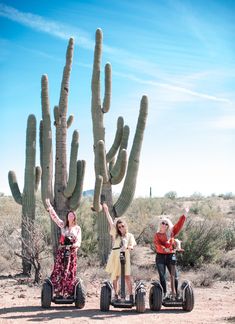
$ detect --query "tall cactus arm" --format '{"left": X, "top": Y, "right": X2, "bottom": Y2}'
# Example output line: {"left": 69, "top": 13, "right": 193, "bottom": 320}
{"left": 95, "top": 140, "right": 109, "bottom": 183}
{"left": 68, "top": 160, "right": 86, "bottom": 210}
{"left": 93, "top": 175, "right": 103, "bottom": 212}
{"left": 64, "top": 130, "right": 79, "bottom": 198}
{"left": 58, "top": 37, "right": 74, "bottom": 116}
{"left": 39, "top": 121, "right": 43, "bottom": 169}
{"left": 35, "top": 166, "right": 41, "bottom": 191}
{"left": 102, "top": 63, "right": 111, "bottom": 113}
{"left": 24, "top": 114, "right": 37, "bottom": 194}
{"left": 67, "top": 115, "right": 74, "bottom": 128}
{"left": 8, "top": 171, "right": 22, "bottom": 205}
{"left": 106, "top": 116, "right": 124, "bottom": 162}
{"left": 54, "top": 106, "right": 59, "bottom": 126}
{"left": 109, "top": 125, "right": 129, "bottom": 177}
{"left": 113, "top": 95, "right": 148, "bottom": 217}
{"left": 91, "top": 28, "right": 105, "bottom": 144}
{"left": 109, "top": 157, "right": 115, "bottom": 172}
{"left": 40, "top": 75, "right": 53, "bottom": 207}
{"left": 110, "top": 149, "right": 127, "bottom": 185}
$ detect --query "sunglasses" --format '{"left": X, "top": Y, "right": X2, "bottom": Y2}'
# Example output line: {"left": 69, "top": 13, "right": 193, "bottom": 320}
{"left": 118, "top": 224, "right": 125, "bottom": 229}
{"left": 161, "top": 222, "right": 168, "bottom": 226}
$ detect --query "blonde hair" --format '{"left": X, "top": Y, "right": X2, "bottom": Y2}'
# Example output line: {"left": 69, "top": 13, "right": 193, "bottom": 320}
{"left": 158, "top": 216, "right": 173, "bottom": 240}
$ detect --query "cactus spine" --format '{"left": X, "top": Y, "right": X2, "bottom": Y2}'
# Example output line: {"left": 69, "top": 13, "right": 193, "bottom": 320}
{"left": 40, "top": 38, "right": 85, "bottom": 254}
{"left": 8, "top": 114, "right": 41, "bottom": 275}
{"left": 91, "top": 29, "right": 148, "bottom": 264}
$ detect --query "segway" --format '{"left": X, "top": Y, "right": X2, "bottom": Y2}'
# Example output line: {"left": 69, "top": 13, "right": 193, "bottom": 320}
{"left": 100, "top": 249, "right": 146, "bottom": 312}
{"left": 41, "top": 242, "right": 86, "bottom": 309}
{"left": 149, "top": 252, "right": 194, "bottom": 312}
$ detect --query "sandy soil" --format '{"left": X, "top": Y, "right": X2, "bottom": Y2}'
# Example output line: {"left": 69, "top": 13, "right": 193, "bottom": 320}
{"left": 0, "top": 276, "right": 235, "bottom": 324}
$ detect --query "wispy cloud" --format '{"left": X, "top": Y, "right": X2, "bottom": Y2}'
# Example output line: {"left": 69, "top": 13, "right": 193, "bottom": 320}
{"left": 114, "top": 71, "right": 233, "bottom": 104}
{"left": 1, "top": 3, "right": 233, "bottom": 106}
{"left": 0, "top": 3, "right": 94, "bottom": 49}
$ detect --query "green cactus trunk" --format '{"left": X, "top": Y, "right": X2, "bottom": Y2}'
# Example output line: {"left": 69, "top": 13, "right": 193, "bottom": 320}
{"left": 91, "top": 29, "right": 148, "bottom": 264}
{"left": 97, "top": 183, "right": 113, "bottom": 264}
{"left": 40, "top": 38, "right": 85, "bottom": 256}
{"left": 8, "top": 115, "right": 41, "bottom": 275}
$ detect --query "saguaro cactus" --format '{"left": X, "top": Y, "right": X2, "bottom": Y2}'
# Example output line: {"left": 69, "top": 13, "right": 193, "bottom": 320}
{"left": 91, "top": 29, "right": 148, "bottom": 264}
{"left": 40, "top": 38, "right": 85, "bottom": 254}
{"left": 8, "top": 114, "right": 41, "bottom": 275}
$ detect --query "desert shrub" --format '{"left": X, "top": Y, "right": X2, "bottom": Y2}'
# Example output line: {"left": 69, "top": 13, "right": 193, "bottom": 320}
{"left": 218, "top": 192, "right": 235, "bottom": 200}
{"left": 222, "top": 221, "right": 235, "bottom": 251}
{"left": 177, "top": 216, "right": 224, "bottom": 268}
{"left": 200, "top": 202, "right": 223, "bottom": 219}
{"left": 218, "top": 249, "right": 235, "bottom": 269}
{"left": 164, "top": 191, "right": 177, "bottom": 200}
{"left": 190, "top": 202, "right": 201, "bottom": 215}
{"left": 190, "top": 192, "right": 203, "bottom": 200}
{"left": 192, "top": 263, "right": 222, "bottom": 287}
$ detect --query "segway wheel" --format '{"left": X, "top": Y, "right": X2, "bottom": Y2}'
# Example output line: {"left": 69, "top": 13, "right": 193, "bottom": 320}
{"left": 149, "top": 285, "right": 162, "bottom": 311}
{"left": 75, "top": 282, "right": 86, "bottom": 309}
{"left": 100, "top": 285, "right": 111, "bottom": 312}
{"left": 41, "top": 282, "right": 52, "bottom": 308}
{"left": 182, "top": 284, "right": 194, "bottom": 312}
{"left": 136, "top": 289, "right": 146, "bottom": 313}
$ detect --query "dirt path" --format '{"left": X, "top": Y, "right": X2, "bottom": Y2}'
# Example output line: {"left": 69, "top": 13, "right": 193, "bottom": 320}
{"left": 0, "top": 278, "right": 235, "bottom": 324}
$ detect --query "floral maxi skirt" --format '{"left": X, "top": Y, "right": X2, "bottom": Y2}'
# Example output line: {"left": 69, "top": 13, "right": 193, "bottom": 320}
{"left": 50, "top": 246, "right": 77, "bottom": 296}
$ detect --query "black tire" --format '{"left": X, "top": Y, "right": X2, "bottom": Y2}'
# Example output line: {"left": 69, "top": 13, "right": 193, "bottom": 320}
{"left": 149, "top": 285, "right": 162, "bottom": 311}
{"left": 182, "top": 284, "right": 194, "bottom": 312}
{"left": 136, "top": 289, "right": 146, "bottom": 313}
{"left": 100, "top": 285, "right": 111, "bottom": 312}
{"left": 75, "top": 282, "right": 86, "bottom": 309}
{"left": 41, "top": 282, "right": 52, "bottom": 308}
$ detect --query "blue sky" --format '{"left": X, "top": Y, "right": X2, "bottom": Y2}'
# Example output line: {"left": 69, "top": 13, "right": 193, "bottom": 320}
{"left": 1, "top": 0, "right": 235, "bottom": 197}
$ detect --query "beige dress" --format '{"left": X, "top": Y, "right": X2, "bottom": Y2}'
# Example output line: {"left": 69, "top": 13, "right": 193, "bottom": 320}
{"left": 105, "top": 225, "right": 136, "bottom": 281}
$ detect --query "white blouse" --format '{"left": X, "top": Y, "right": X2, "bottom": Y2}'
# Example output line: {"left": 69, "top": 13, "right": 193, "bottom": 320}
{"left": 48, "top": 207, "right": 81, "bottom": 248}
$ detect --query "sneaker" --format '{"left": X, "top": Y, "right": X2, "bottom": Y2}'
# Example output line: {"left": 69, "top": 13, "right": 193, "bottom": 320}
{"left": 112, "top": 294, "right": 118, "bottom": 302}
{"left": 176, "top": 292, "right": 181, "bottom": 300}
{"left": 163, "top": 292, "right": 169, "bottom": 301}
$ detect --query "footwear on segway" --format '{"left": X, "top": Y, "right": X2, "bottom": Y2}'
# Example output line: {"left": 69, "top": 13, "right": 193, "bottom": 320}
{"left": 100, "top": 249, "right": 146, "bottom": 313}
{"left": 149, "top": 249, "right": 194, "bottom": 312}
{"left": 149, "top": 279, "right": 194, "bottom": 311}
{"left": 41, "top": 243, "right": 86, "bottom": 309}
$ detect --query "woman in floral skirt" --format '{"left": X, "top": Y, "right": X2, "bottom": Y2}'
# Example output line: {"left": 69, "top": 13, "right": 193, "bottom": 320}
{"left": 45, "top": 198, "right": 81, "bottom": 297}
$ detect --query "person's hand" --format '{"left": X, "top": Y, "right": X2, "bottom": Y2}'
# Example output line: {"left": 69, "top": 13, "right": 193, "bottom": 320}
{"left": 164, "top": 248, "right": 170, "bottom": 253}
{"left": 45, "top": 198, "right": 52, "bottom": 211}
{"left": 102, "top": 203, "right": 109, "bottom": 214}
{"left": 184, "top": 207, "right": 189, "bottom": 216}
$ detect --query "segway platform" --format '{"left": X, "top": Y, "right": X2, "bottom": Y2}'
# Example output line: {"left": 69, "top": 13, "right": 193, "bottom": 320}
{"left": 149, "top": 279, "right": 194, "bottom": 312}
{"left": 41, "top": 277, "right": 86, "bottom": 308}
{"left": 111, "top": 298, "right": 134, "bottom": 308}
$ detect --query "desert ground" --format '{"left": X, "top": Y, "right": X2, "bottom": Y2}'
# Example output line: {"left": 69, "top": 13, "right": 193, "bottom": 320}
{"left": 0, "top": 275, "right": 234, "bottom": 324}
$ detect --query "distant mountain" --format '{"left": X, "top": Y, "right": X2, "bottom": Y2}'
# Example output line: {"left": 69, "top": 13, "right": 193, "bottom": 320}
{"left": 83, "top": 189, "right": 94, "bottom": 197}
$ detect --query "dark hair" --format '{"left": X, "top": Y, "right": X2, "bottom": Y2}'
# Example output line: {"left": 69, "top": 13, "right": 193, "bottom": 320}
{"left": 115, "top": 219, "right": 128, "bottom": 238}
{"left": 65, "top": 210, "right": 77, "bottom": 228}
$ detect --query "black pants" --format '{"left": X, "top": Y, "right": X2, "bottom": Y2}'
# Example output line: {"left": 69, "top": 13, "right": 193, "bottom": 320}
{"left": 156, "top": 253, "right": 178, "bottom": 294}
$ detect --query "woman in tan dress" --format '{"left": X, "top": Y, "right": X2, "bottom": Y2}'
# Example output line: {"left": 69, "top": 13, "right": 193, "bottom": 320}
{"left": 102, "top": 203, "right": 136, "bottom": 302}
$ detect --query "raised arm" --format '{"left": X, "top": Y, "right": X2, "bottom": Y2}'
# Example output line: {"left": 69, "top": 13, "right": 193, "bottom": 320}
{"left": 172, "top": 207, "right": 189, "bottom": 237}
{"left": 45, "top": 198, "right": 64, "bottom": 228}
{"left": 102, "top": 202, "right": 114, "bottom": 230}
